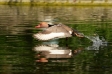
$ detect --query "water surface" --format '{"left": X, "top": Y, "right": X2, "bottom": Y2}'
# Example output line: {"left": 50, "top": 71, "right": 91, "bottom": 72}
{"left": 0, "top": 5, "right": 112, "bottom": 74}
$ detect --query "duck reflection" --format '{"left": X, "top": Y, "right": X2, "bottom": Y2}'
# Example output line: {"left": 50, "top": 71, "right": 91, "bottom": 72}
{"left": 33, "top": 39, "right": 83, "bottom": 62}
{"left": 33, "top": 45, "right": 72, "bottom": 62}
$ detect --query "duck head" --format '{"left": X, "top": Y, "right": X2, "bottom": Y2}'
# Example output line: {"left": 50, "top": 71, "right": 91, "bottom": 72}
{"left": 35, "top": 22, "right": 54, "bottom": 28}
{"left": 36, "top": 22, "right": 49, "bottom": 28}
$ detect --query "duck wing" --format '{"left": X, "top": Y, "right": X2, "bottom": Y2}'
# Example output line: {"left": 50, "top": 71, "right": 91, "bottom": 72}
{"left": 33, "top": 24, "right": 72, "bottom": 40}
{"left": 59, "top": 24, "right": 73, "bottom": 33}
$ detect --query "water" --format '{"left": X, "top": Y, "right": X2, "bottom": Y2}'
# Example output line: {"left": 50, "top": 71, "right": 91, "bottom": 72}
{"left": 0, "top": 5, "right": 112, "bottom": 74}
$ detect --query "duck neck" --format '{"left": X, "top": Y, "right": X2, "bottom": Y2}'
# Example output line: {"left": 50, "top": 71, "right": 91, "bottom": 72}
{"left": 48, "top": 24, "right": 54, "bottom": 27}
{"left": 72, "top": 31, "right": 76, "bottom": 37}
{"left": 72, "top": 30, "right": 80, "bottom": 37}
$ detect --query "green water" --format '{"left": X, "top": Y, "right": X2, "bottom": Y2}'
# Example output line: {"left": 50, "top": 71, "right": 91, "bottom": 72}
{"left": 0, "top": 5, "right": 112, "bottom": 74}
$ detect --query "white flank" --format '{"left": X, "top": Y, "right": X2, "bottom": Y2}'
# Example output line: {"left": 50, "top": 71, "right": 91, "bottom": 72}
{"left": 33, "top": 32, "right": 65, "bottom": 40}
{"left": 49, "top": 50, "right": 71, "bottom": 54}
{"left": 34, "top": 47, "right": 71, "bottom": 55}
{"left": 33, "top": 45, "right": 54, "bottom": 51}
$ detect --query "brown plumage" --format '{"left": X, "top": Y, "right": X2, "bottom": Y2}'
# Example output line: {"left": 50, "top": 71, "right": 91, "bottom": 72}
{"left": 34, "top": 22, "right": 84, "bottom": 40}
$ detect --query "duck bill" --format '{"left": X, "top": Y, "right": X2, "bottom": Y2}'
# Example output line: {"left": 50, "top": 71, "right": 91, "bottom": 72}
{"left": 35, "top": 25, "right": 40, "bottom": 28}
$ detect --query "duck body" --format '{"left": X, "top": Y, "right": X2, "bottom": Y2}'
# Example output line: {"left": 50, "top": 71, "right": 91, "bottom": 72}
{"left": 34, "top": 24, "right": 72, "bottom": 40}
{"left": 34, "top": 22, "right": 84, "bottom": 41}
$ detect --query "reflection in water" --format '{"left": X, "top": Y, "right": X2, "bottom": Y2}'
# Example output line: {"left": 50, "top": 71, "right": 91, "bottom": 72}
{"left": 33, "top": 39, "right": 83, "bottom": 63}
{"left": 34, "top": 45, "right": 69, "bottom": 62}
{"left": 34, "top": 45, "right": 71, "bottom": 62}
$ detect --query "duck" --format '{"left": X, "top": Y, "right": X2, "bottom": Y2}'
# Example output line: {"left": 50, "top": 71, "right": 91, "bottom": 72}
{"left": 33, "top": 22, "right": 84, "bottom": 40}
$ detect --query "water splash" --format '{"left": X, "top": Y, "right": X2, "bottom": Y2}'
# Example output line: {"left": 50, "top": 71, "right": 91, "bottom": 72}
{"left": 85, "top": 34, "right": 107, "bottom": 50}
